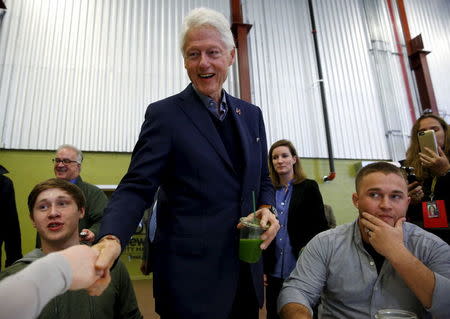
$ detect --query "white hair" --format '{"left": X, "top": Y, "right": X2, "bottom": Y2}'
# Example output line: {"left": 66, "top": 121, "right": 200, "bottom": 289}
{"left": 56, "top": 144, "right": 83, "bottom": 163}
{"left": 180, "top": 7, "right": 235, "bottom": 55}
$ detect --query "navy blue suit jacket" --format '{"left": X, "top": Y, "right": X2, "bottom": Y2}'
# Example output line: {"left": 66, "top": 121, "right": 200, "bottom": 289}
{"left": 98, "top": 84, "right": 274, "bottom": 318}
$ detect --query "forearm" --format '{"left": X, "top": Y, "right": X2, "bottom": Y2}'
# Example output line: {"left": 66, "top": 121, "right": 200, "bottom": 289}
{"left": 388, "top": 246, "right": 435, "bottom": 308}
{"left": 0, "top": 253, "right": 70, "bottom": 319}
{"left": 279, "top": 303, "right": 312, "bottom": 319}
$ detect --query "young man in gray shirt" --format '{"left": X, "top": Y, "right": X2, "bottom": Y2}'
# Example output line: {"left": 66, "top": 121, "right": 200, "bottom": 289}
{"left": 279, "top": 162, "right": 450, "bottom": 318}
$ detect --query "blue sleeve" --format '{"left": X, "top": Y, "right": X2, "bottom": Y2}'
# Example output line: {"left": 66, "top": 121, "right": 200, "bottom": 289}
{"left": 426, "top": 240, "right": 450, "bottom": 316}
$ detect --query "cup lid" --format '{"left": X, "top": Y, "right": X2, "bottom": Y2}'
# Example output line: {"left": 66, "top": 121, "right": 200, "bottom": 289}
{"left": 239, "top": 217, "right": 268, "bottom": 230}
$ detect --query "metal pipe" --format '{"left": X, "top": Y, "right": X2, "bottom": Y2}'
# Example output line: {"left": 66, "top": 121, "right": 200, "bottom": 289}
{"left": 307, "top": 0, "right": 335, "bottom": 182}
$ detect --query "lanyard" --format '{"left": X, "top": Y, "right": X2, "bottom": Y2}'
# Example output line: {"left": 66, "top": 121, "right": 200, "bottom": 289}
{"left": 430, "top": 176, "right": 438, "bottom": 201}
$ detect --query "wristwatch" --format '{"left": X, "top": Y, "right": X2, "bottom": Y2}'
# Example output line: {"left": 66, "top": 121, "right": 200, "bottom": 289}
{"left": 268, "top": 206, "right": 279, "bottom": 218}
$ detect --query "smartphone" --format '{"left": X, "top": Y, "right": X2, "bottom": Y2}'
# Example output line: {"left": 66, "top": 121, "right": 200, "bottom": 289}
{"left": 418, "top": 130, "right": 438, "bottom": 154}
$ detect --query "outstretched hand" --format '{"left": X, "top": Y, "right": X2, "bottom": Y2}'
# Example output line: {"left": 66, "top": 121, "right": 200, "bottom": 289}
{"left": 57, "top": 245, "right": 101, "bottom": 291}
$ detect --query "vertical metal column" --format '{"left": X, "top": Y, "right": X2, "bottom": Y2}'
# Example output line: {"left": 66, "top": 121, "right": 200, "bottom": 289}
{"left": 308, "top": 0, "right": 336, "bottom": 181}
{"left": 230, "top": 0, "right": 253, "bottom": 103}
{"left": 396, "top": 0, "right": 438, "bottom": 114}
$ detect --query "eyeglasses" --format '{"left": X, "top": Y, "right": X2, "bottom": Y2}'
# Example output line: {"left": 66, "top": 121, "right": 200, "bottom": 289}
{"left": 52, "top": 158, "right": 79, "bottom": 165}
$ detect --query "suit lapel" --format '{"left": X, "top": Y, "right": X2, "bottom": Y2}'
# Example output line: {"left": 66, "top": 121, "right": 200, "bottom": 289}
{"left": 177, "top": 85, "right": 234, "bottom": 171}
{"left": 227, "top": 94, "right": 251, "bottom": 174}
{"left": 226, "top": 94, "right": 255, "bottom": 199}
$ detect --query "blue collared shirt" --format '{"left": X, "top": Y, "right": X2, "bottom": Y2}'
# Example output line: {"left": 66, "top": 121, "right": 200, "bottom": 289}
{"left": 148, "top": 201, "right": 157, "bottom": 242}
{"left": 271, "top": 181, "right": 297, "bottom": 279}
{"left": 193, "top": 86, "right": 228, "bottom": 121}
{"left": 278, "top": 220, "right": 450, "bottom": 318}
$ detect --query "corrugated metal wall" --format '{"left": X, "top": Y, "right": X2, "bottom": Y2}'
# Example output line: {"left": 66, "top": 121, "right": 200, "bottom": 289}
{"left": 1, "top": 0, "right": 448, "bottom": 158}
{"left": 243, "top": 0, "right": 328, "bottom": 158}
{"left": 313, "top": 0, "right": 393, "bottom": 159}
{"left": 404, "top": 0, "right": 450, "bottom": 120}
{"left": 0, "top": 0, "right": 234, "bottom": 151}
{"left": 244, "top": 0, "right": 416, "bottom": 160}
{"left": 361, "top": 0, "right": 419, "bottom": 161}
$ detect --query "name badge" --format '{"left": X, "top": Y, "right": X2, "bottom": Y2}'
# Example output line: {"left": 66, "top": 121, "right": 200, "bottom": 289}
{"left": 422, "top": 200, "right": 448, "bottom": 228}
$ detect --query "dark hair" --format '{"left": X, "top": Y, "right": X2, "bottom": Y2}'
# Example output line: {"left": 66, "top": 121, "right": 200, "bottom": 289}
{"left": 28, "top": 178, "right": 86, "bottom": 215}
{"left": 404, "top": 114, "right": 450, "bottom": 180}
{"left": 268, "top": 139, "right": 306, "bottom": 188}
{"left": 355, "top": 162, "right": 407, "bottom": 192}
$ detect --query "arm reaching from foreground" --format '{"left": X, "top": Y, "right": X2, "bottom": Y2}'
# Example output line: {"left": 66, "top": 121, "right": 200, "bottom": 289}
{"left": 0, "top": 245, "right": 100, "bottom": 319}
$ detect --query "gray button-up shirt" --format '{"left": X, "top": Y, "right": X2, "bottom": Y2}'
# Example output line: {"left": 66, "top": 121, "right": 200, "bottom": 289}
{"left": 278, "top": 220, "right": 450, "bottom": 318}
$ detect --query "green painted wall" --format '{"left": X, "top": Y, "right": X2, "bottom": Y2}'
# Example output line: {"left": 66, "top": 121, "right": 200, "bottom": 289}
{"left": 1, "top": 149, "right": 363, "bottom": 279}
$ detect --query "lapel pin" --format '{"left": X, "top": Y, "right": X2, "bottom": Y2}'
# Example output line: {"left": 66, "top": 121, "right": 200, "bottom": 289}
{"left": 256, "top": 137, "right": 260, "bottom": 142}
{"left": 235, "top": 108, "right": 241, "bottom": 115}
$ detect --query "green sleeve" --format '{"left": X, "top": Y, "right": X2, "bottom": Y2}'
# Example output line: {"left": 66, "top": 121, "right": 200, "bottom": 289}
{"left": 78, "top": 182, "right": 108, "bottom": 237}
{"left": 113, "top": 261, "right": 143, "bottom": 319}
{"left": 85, "top": 188, "right": 108, "bottom": 236}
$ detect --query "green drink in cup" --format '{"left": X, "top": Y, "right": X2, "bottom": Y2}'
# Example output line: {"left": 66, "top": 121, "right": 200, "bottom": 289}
{"left": 239, "top": 217, "right": 266, "bottom": 263}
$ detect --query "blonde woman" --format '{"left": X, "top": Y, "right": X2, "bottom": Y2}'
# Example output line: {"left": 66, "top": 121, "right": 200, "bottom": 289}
{"left": 403, "top": 113, "right": 450, "bottom": 244}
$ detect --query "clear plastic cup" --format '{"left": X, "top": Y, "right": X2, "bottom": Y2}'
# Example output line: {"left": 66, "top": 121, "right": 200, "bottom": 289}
{"left": 374, "top": 309, "right": 418, "bottom": 319}
{"left": 239, "top": 217, "right": 266, "bottom": 263}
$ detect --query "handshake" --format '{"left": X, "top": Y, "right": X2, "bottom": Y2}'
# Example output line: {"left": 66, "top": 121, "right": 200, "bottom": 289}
{"left": 66, "top": 236, "right": 122, "bottom": 295}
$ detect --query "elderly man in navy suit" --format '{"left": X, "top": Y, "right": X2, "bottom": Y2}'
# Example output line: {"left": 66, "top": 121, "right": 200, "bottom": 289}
{"left": 91, "top": 7, "right": 279, "bottom": 319}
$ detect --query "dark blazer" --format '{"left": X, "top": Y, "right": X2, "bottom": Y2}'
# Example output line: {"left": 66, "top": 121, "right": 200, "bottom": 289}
{"left": 98, "top": 84, "right": 274, "bottom": 319}
{"left": 140, "top": 208, "right": 154, "bottom": 275}
{"left": 0, "top": 165, "right": 22, "bottom": 270}
{"left": 264, "top": 179, "right": 329, "bottom": 273}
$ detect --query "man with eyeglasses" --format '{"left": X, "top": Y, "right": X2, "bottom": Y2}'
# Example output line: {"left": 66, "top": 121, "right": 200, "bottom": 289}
{"left": 51, "top": 144, "right": 107, "bottom": 243}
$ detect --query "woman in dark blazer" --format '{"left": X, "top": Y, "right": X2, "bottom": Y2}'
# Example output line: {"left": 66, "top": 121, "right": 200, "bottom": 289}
{"left": 264, "top": 140, "right": 329, "bottom": 319}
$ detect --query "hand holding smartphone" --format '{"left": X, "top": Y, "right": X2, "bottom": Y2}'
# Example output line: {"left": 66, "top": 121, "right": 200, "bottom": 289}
{"left": 418, "top": 130, "right": 438, "bottom": 154}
